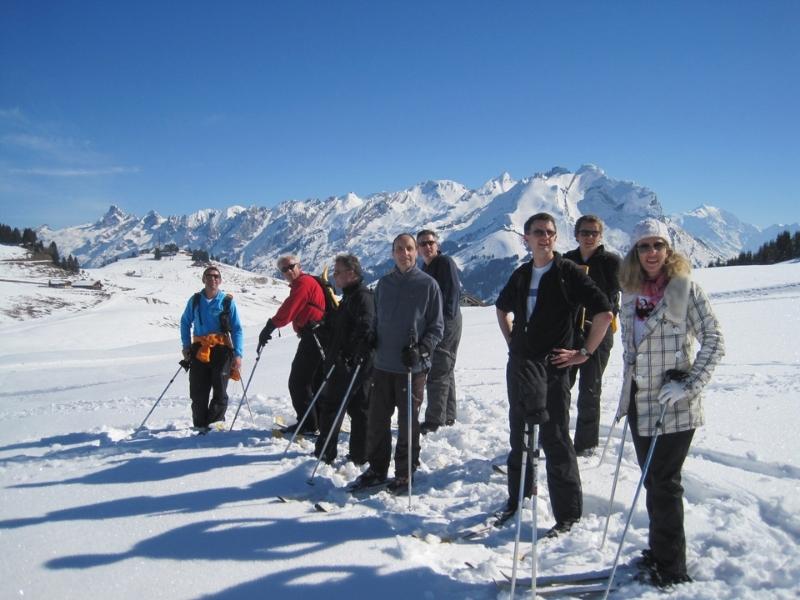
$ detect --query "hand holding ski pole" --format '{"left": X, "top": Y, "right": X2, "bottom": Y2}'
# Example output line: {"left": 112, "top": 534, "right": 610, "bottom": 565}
{"left": 658, "top": 381, "right": 687, "bottom": 407}
{"left": 401, "top": 340, "right": 428, "bottom": 369}
{"left": 257, "top": 318, "right": 275, "bottom": 352}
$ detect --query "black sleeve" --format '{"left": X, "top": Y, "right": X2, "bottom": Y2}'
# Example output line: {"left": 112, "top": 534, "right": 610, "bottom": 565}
{"left": 495, "top": 272, "right": 517, "bottom": 314}
{"left": 437, "top": 256, "right": 461, "bottom": 318}
{"left": 347, "top": 288, "right": 376, "bottom": 351}
{"left": 565, "top": 261, "right": 612, "bottom": 317}
{"left": 604, "top": 253, "right": 622, "bottom": 315}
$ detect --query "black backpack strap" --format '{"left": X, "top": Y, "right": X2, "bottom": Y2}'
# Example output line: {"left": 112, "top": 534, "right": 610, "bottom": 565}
{"left": 192, "top": 292, "right": 202, "bottom": 326}
{"left": 308, "top": 276, "right": 328, "bottom": 313}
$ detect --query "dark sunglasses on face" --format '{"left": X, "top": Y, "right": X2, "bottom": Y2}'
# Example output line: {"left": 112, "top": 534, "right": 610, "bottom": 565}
{"left": 637, "top": 241, "right": 667, "bottom": 253}
{"left": 418, "top": 240, "right": 437, "bottom": 247}
{"left": 530, "top": 228, "right": 557, "bottom": 238}
{"left": 578, "top": 230, "right": 601, "bottom": 237}
{"left": 280, "top": 263, "right": 297, "bottom": 273}
{"left": 204, "top": 273, "right": 221, "bottom": 279}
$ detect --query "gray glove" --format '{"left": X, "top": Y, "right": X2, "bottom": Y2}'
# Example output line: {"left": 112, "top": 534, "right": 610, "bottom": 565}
{"left": 658, "top": 381, "right": 688, "bottom": 407}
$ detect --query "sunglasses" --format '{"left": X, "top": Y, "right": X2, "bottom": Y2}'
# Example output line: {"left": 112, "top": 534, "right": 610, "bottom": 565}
{"left": 530, "top": 228, "right": 557, "bottom": 238}
{"left": 636, "top": 241, "right": 668, "bottom": 253}
{"left": 578, "top": 230, "right": 601, "bottom": 237}
{"left": 418, "top": 240, "right": 437, "bottom": 247}
{"left": 280, "top": 263, "right": 297, "bottom": 273}
{"left": 204, "top": 273, "right": 221, "bottom": 279}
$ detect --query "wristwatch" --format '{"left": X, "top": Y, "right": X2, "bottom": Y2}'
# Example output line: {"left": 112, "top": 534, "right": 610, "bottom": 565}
{"left": 579, "top": 347, "right": 593, "bottom": 358}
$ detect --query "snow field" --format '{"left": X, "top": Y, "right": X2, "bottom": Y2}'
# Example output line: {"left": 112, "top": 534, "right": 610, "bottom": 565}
{"left": 0, "top": 251, "right": 798, "bottom": 599}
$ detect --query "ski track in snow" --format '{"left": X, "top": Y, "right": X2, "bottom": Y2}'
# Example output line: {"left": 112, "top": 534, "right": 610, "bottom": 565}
{"left": 0, "top": 249, "right": 798, "bottom": 599}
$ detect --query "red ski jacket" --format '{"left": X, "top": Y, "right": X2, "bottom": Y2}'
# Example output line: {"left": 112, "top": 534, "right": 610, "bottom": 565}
{"left": 271, "top": 273, "right": 325, "bottom": 333}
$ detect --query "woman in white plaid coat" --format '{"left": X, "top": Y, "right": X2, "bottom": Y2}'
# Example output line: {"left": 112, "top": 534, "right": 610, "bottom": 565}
{"left": 616, "top": 218, "right": 724, "bottom": 588}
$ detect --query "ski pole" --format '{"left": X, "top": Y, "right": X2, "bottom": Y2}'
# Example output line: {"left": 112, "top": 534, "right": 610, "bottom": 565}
{"left": 510, "top": 426, "right": 531, "bottom": 599}
{"left": 229, "top": 348, "right": 263, "bottom": 431}
{"left": 283, "top": 362, "right": 336, "bottom": 456}
{"left": 312, "top": 328, "right": 326, "bottom": 362}
{"left": 602, "top": 402, "right": 669, "bottom": 600}
{"left": 597, "top": 417, "right": 619, "bottom": 467}
{"left": 239, "top": 378, "right": 257, "bottom": 428}
{"left": 307, "top": 362, "right": 362, "bottom": 483}
{"left": 133, "top": 360, "right": 189, "bottom": 435}
{"left": 600, "top": 416, "right": 629, "bottom": 549}
{"left": 406, "top": 330, "right": 416, "bottom": 510}
{"left": 529, "top": 425, "right": 539, "bottom": 600}
{"left": 407, "top": 366, "right": 413, "bottom": 510}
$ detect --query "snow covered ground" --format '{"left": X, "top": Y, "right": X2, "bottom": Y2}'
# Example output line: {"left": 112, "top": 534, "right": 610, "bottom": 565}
{"left": 1, "top": 246, "right": 798, "bottom": 599}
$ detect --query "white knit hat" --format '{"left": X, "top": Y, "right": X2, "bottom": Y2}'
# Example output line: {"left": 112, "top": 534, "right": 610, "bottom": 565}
{"left": 632, "top": 218, "right": 671, "bottom": 246}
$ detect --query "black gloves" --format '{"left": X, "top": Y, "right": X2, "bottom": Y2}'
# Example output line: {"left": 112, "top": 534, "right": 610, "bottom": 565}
{"left": 525, "top": 408, "right": 549, "bottom": 428}
{"left": 258, "top": 319, "right": 276, "bottom": 351}
{"left": 401, "top": 342, "right": 430, "bottom": 369}
{"left": 353, "top": 339, "right": 373, "bottom": 364}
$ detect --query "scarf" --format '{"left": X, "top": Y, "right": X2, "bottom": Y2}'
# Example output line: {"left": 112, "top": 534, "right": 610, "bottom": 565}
{"left": 636, "top": 272, "right": 669, "bottom": 320}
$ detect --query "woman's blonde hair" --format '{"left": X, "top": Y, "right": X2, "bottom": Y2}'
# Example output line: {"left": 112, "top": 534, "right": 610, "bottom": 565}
{"left": 619, "top": 241, "right": 692, "bottom": 293}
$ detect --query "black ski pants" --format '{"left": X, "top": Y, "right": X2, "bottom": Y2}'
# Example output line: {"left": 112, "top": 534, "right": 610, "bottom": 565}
{"left": 629, "top": 393, "right": 695, "bottom": 578}
{"left": 507, "top": 356, "right": 581, "bottom": 524}
{"left": 315, "top": 359, "right": 372, "bottom": 464}
{"left": 568, "top": 329, "right": 613, "bottom": 452}
{"left": 189, "top": 345, "right": 232, "bottom": 427}
{"left": 288, "top": 330, "right": 324, "bottom": 430}
{"left": 365, "top": 369, "right": 426, "bottom": 479}
{"left": 424, "top": 312, "right": 462, "bottom": 425}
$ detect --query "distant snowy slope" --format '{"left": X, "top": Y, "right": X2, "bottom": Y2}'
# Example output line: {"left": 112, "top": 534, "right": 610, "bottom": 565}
{"left": 672, "top": 205, "right": 761, "bottom": 260}
{"left": 37, "top": 165, "right": 784, "bottom": 299}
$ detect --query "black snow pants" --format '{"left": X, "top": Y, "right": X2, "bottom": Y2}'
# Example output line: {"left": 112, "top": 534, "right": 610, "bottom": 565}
{"left": 569, "top": 329, "right": 613, "bottom": 452}
{"left": 189, "top": 345, "right": 232, "bottom": 427}
{"left": 315, "top": 358, "right": 372, "bottom": 464}
{"left": 506, "top": 356, "right": 581, "bottom": 524}
{"left": 365, "top": 369, "right": 426, "bottom": 479}
{"left": 288, "top": 329, "right": 324, "bottom": 430}
{"left": 424, "top": 312, "right": 462, "bottom": 425}
{"left": 629, "top": 393, "right": 694, "bottom": 578}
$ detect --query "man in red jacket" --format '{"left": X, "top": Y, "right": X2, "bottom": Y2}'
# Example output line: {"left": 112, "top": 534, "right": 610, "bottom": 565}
{"left": 259, "top": 255, "right": 327, "bottom": 435}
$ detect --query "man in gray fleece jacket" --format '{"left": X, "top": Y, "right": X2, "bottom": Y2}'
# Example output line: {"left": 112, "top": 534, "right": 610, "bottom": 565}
{"left": 349, "top": 233, "right": 444, "bottom": 494}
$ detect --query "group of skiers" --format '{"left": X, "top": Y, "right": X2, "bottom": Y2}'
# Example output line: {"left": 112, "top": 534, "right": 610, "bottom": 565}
{"left": 179, "top": 213, "right": 724, "bottom": 590}
{"left": 180, "top": 229, "right": 462, "bottom": 496}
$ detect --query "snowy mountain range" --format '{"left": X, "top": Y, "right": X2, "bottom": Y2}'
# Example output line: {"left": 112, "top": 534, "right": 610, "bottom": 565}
{"left": 37, "top": 165, "right": 799, "bottom": 300}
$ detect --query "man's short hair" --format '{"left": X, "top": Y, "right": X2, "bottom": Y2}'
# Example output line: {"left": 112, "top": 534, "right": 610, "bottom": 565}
{"left": 202, "top": 266, "right": 221, "bottom": 278}
{"left": 335, "top": 254, "right": 362, "bottom": 279}
{"left": 416, "top": 229, "right": 438, "bottom": 241}
{"left": 276, "top": 254, "right": 299, "bottom": 268}
{"left": 392, "top": 233, "right": 417, "bottom": 250}
{"left": 524, "top": 213, "right": 557, "bottom": 234}
{"left": 574, "top": 215, "right": 604, "bottom": 237}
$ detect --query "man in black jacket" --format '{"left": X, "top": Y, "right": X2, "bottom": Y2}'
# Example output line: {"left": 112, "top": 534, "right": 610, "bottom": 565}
{"left": 417, "top": 229, "right": 462, "bottom": 433}
{"left": 495, "top": 213, "right": 612, "bottom": 536}
{"left": 564, "top": 215, "right": 621, "bottom": 455}
{"left": 314, "top": 254, "right": 375, "bottom": 465}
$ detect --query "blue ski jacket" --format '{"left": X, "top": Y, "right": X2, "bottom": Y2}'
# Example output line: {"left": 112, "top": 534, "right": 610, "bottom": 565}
{"left": 180, "top": 291, "right": 244, "bottom": 357}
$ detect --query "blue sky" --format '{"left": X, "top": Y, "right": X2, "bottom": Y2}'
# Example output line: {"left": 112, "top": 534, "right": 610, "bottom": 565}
{"left": 1, "top": 0, "right": 797, "bottom": 230}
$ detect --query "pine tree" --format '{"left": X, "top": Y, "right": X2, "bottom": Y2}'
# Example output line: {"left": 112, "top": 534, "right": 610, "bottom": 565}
{"left": 22, "top": 228, "right": 37, "bottom": 246}
{"left": 49, "top": 241, "right": 60, "bottom": 265}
